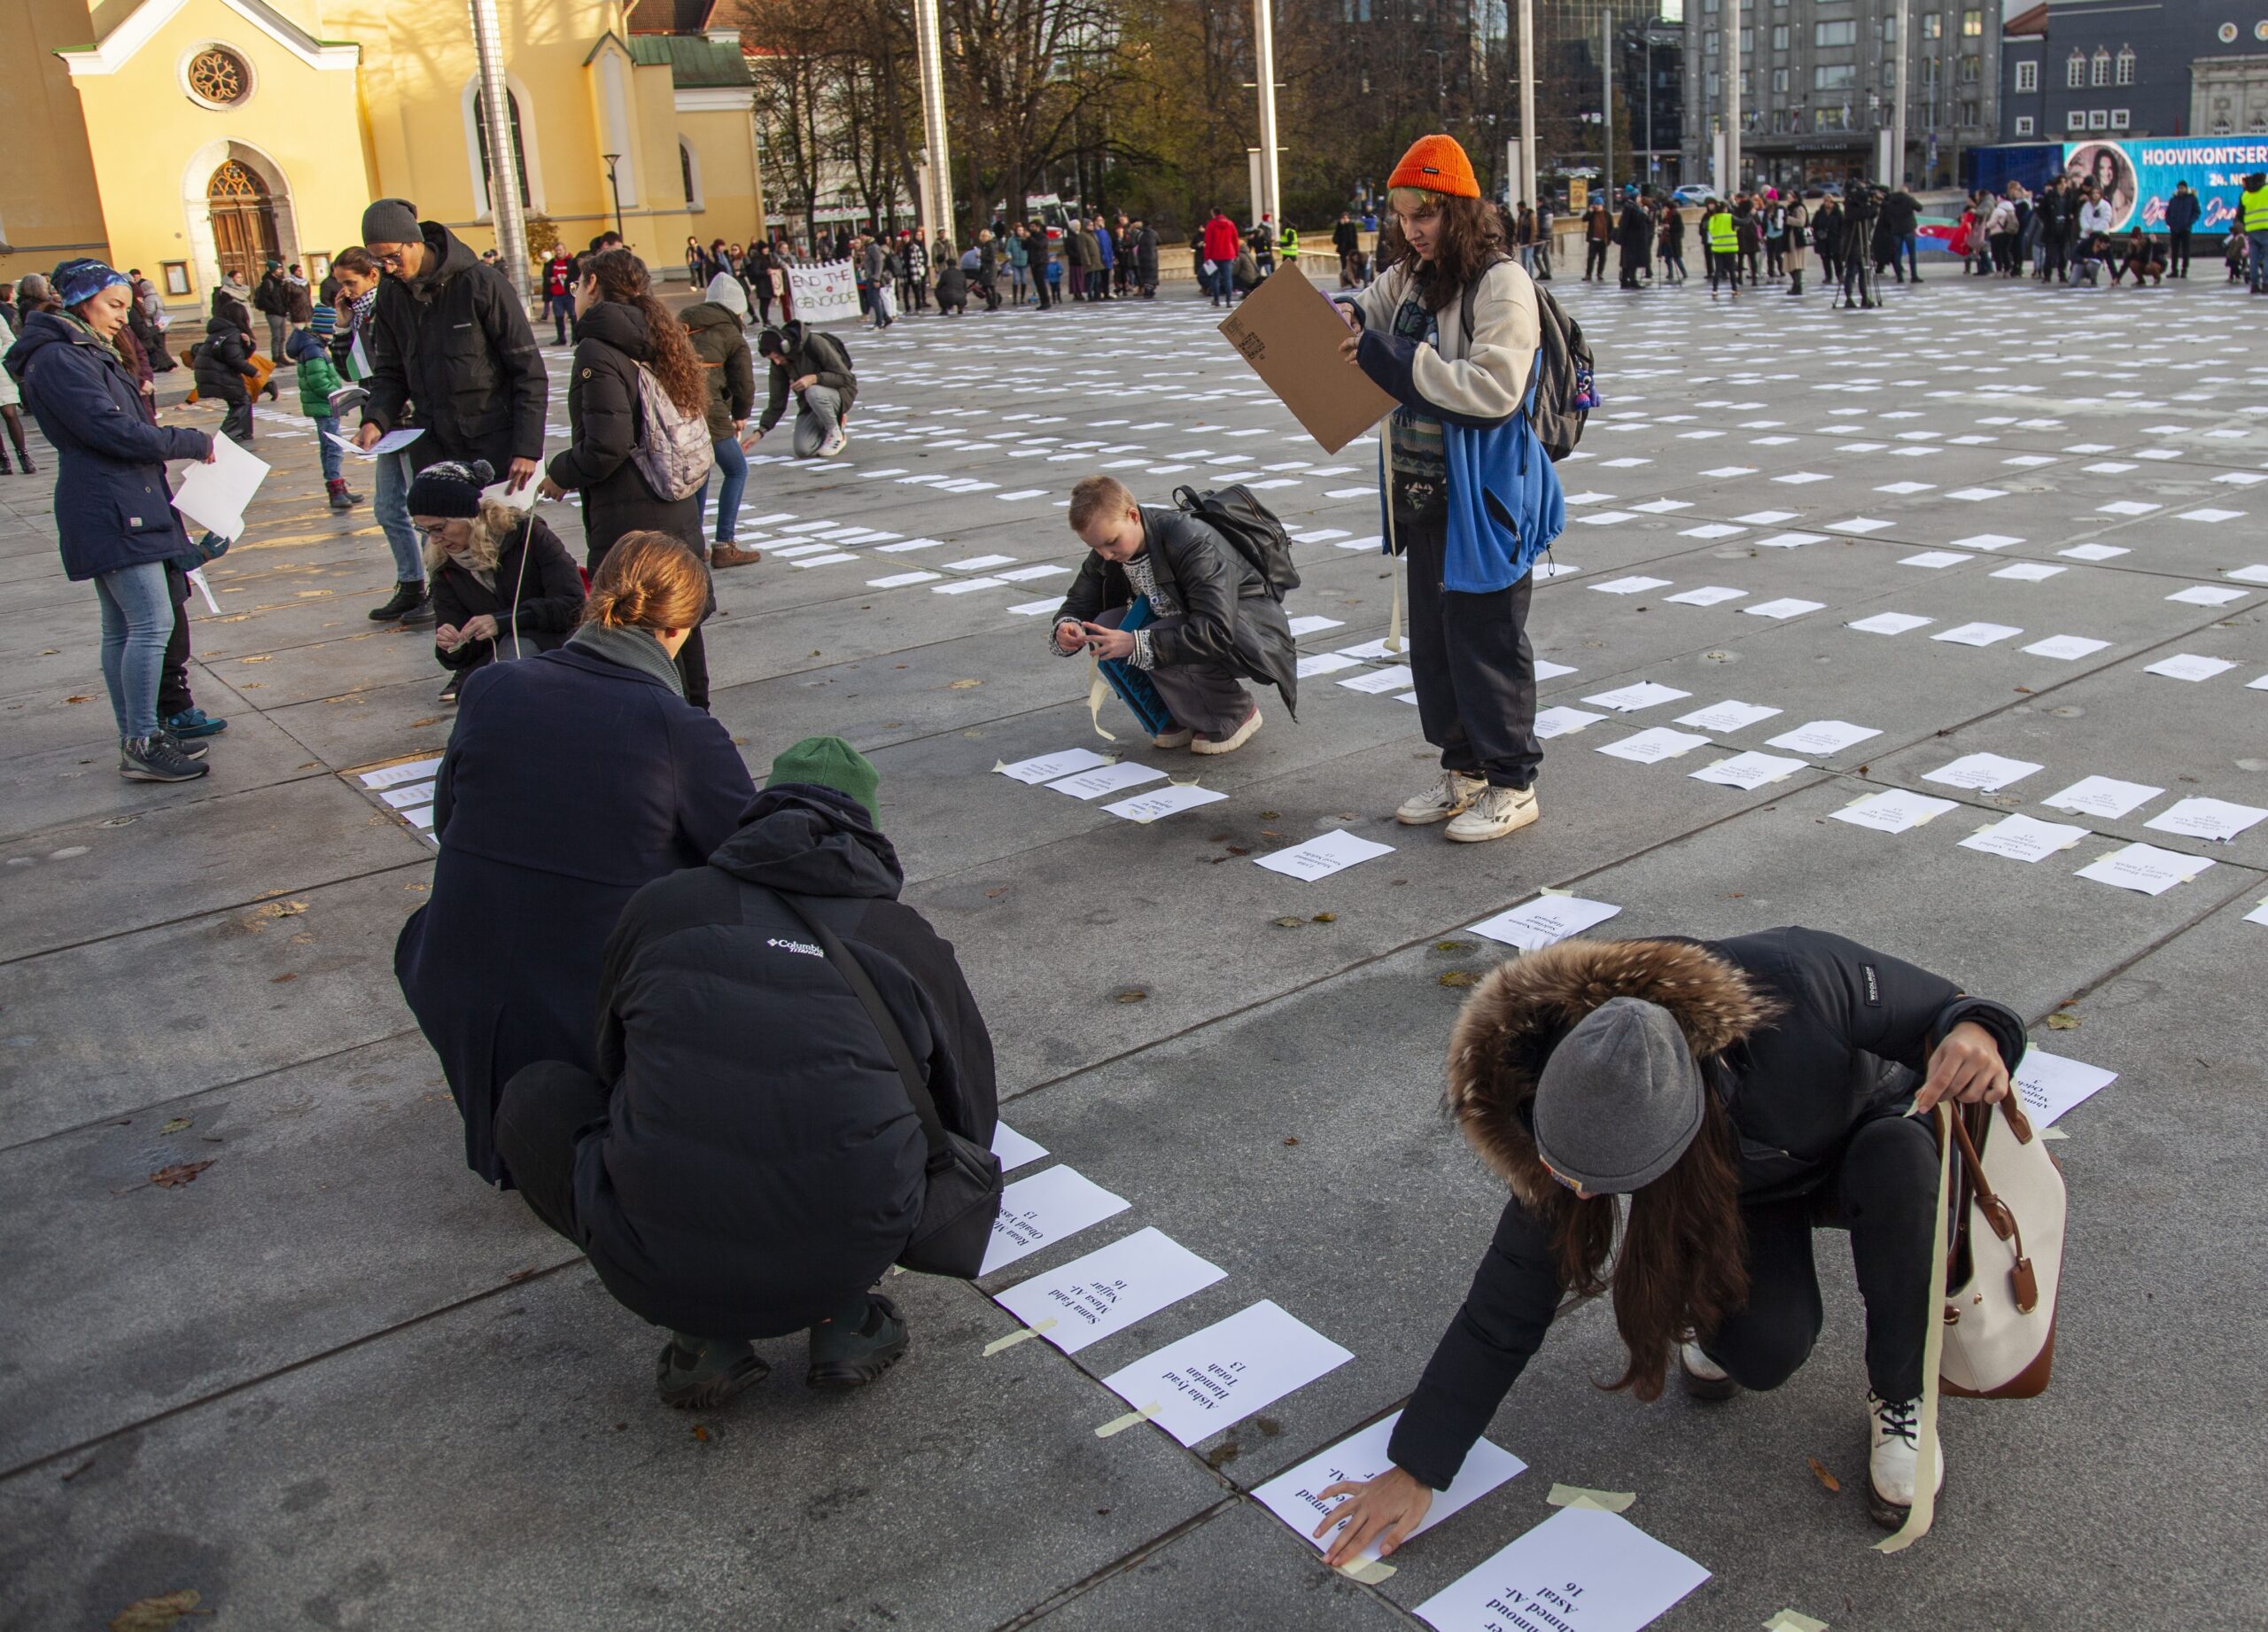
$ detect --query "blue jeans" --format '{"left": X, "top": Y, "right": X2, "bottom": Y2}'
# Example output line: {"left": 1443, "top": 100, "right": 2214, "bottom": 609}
{"left": 373, "top": 447, "right": 423, "bottom": 583}
{"left": 96, "top": 560, "right": 174, "bottom": 739}
{"left": 315, "top": 416, "right": 344, "bottom": 482}
{"left": 1901, "top": 232, "right": 1921, "bottom": 278}
{"left": 2249, "top": 229, "right": 2268, "bottom": 291}
{"left": 698, "top": 434, "right": 749, "bottom": 542}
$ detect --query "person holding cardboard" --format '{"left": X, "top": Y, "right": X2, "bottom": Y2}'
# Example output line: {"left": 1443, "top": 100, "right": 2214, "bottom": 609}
{"left": 1335, "top": 133, "right": 1557, "bottom": 845}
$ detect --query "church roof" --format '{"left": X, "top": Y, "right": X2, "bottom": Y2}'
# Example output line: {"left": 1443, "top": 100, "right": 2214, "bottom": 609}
{"left": 625, "top": 0, "right": 715, "bottom": 32}
{"left": 622, "top": 33, "right": 752, "bottom": 87}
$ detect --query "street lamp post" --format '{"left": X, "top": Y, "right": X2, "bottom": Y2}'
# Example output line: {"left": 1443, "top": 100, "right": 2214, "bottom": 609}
{"left": 602, "top": 153, "right": 625, "bottom": 242}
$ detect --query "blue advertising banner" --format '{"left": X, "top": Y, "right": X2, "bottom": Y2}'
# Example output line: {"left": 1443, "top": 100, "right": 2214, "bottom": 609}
{"left": 2061, "top": 137, "right": 2268, "bottom": 233}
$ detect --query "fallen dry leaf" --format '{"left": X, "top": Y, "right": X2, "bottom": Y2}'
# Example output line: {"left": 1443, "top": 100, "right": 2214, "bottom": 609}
{"left": 1112, "top": 988, "right": 1148, "bottom": 1004}
{"left": 1273, "top": 916, "right": 1304, "bottom": 929}
{"left": 1311, "top": 913, "right": 1337, "bottom": 923}
{"left": 1438, "top": 970, "right": 1479, "bottom": 989}
{"left": 1433, "top": 940, "right": 1472, "bottom": 953}
{"left": 159, "top": 1117, "right": 192, "bottom": 1134}
{"left": 150, "top": 1161, "right": 215, "bottom": 1189}
{"left": 984, "top": 886, "right": 1008, "bottom": 898}
{"left": 109, "top": 1589, "right": 206, "bottom": 1632}
{"left": 2046, "top": 1012, "right": 2081, "bottom": 1030}
{"left": 65, "top": 695, "right": 92, "bottom": 704}
{"left": 1807, "top": 1457, "right": 1841, "bottom": 1493}
{"left": 947, "top": 678, "right": 983, "bottom": 690}
{"left": 1282, "top": 1136, "right": 1300, "bottom": 1146}
{"left": 270, "top": 973, "right": 297, "bottom": 984}
{"left": 691, "top": 1425, "right": 711, "bottom": 1442}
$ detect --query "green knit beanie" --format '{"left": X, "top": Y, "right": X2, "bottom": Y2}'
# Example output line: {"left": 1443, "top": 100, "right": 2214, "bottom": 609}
{"left": 765, "top": 736, "right": 880, "bottom": 825}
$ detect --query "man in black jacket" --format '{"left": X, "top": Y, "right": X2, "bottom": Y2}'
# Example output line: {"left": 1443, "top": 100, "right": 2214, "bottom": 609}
{"left": 252, "top": 256, "right": 291, "bottom": 360}
{"left": 1883, "top": 187, "right": 1923, "bottom": 282}
{"left": 1333, "top": 212, "right": 1362, "bottom": 283}
{"left": 2165, "top": 180, "right": 2200, "bottom": 277}
{"left": 1312, "top": 928, "right": 2027, "bottom": 1561}
{"left": 493, "top": 738, "right": 997, "bottom": 1410}
{"left": 1051, "top": 475, "right": 1295, "bottom": 754}
{"left": 353, "top": 199, "right": 546, "bottom": 486}
{"left": 752, "top": 321, "right": 855, "bottom": 457}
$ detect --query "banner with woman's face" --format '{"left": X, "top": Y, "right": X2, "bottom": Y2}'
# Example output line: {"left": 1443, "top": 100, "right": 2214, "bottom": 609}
{"left": 2067, "top": 136, "right": 2268, "bottom": 232}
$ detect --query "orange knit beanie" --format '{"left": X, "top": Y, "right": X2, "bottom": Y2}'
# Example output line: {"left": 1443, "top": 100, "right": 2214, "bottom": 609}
{"left": 1387, "top": 135, "right": 1480, "bottom": 200}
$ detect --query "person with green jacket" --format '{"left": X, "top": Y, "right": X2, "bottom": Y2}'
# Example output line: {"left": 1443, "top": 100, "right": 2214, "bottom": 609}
{"left": 681, "top": 273, "right": 761, "bottom": 568}
{"left": 284, "top": 307, "right": 365, "bottom": 512}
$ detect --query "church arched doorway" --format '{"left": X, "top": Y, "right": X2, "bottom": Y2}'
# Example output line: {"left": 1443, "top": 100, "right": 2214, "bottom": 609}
{"left": 207, "top": 159, "right": 281, "bottom": 288}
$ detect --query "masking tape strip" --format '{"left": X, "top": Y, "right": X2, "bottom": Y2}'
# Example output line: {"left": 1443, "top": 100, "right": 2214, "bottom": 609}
{"left": 1338, "top": 1559, "right": 1397, "bottom": 1584}
{"left": 1764, "top": 1612, "right": 1829, "bottom": 1632}
{"left": 1095, "top": 1402, "right": 1160, "bottom": 1438}
{"left": 983, "top": 1319, "right": 1056, "bottom": 1356}
{"left": 1877, "top": 1103, "right": 1953, "bottom": 1554}
{"left": 2039, "top": 1126, "right": 2069, "bottom": 1141}
{"left": 1087, "top": 656, "right": 1119, "bottom": 742}
{"left": 1545, "top": 1484, "right": 1635, "bottom": 1513}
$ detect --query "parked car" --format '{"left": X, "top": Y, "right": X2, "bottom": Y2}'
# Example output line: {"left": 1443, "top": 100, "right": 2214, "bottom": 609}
{"left": 1671, "top": 184, "right": 1712, "bottom": 206}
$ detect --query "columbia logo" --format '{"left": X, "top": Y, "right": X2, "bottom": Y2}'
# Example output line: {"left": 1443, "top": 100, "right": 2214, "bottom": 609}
{"left": 766, "top": 936, "right": 823, "bottom": 958}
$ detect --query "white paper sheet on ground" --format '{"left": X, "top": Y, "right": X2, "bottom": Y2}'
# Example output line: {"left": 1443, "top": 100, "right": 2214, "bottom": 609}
{"left": 990, "top": 1122, "right": 1048, "bottom": 1171}
{"left": 1990, "top": 562, "right": 2063, "bottom": 583}
{"left": 2022, "top": 634, "right": 2109, "bottom": 661}
{"left": 1689, "top": 750, "right": 1808, "bottom": 789}
{"left": 998, "top": 563, "right": 1071, "bottom": 581}
{"left": 2166, "top": 585, "right": 2249, "bottom": 607}
{"left": 1583, "top": 682, "right": 1691, "bottom": 713}
{"left": 1591, "top": 576, "right": 1673, "bottom": 595}
{"left": 997, "top": 1227, "right": 1226, "bottom": 1356}
{"left": 1008, "top": 599, "right": 1061, "bottom": 616}
{"left": 979, "top": 1165, "right": 1133, "bottom": 1275}
{"left": 1049, "top": 761, "right": 1169, "bottom": 800}
{"left": 936, "top": 577, "right": 1006, "bottom": 595}
{"left": 1664, "top": 586, "right": 1748, "bottom": 607}
{"left": 1849, "top": 612, "right": 1934, "bottom": 635}
{"left": 1923, "top": 753, "right": 2043, "bottom": 793}
{"left": 396, "top": 803, "right": 437, "bottom": 830}
{"left": 2075, "top": 842, "right": 2217, "bottom": 897}
{"left": 2059, "top": 543, "right": 2127, "bottom": 562}
{"left": 1412, "top": 1505, "right": 1709, "bottom": 1632}
{"left": 874, "top": 537, "right": 947, "bottom": 552}
{"left": 869, "top": 571, "right": 943, "bottom": 587}
{"left": 1533, "top": 660, "right": 1578, "bottom": 680}
{"left": 1255, "top": 1411, "right": 1526, "bottom": 1566}
{"left": 1744, "top": 597, "right": 1826, "bottom": 620}
{"left": 2042, "top": 774, "right": 2163, "bottom": 820}
{"left": 1469, "top": 895, "right": 1622, "bottom": 950}
{"left": 1900, "top": 551, "right": 1973, "bottom": 570}
{"left": 2014, "top": 1049, "right": 2118, "bottom": 1128}
{"left": 1959, "top": 813, "right": 2092, "bottom": 864}
{"left": 1099, "top": 1300, "right": 1353, "bottom": 1447}
{"left": 1254, "top": 828, "right": 1395, "bottom": 881}
{"left": 1103, "top": 784, "right": 1229, "bottom": 823}
{"left": 360, "top": 756, "right": 445, "bottom": 790}
{"left": 1297, "top": 652, "right": 1365, "bottom": 678}
{"left": 323, "top": 426, "right": 424, "bottom": 459}
{"left": 1767, "top": 719, "right": 1881, "bottom": 757}
{"left": 792, "top": 552, "right": 860, "bottom": 567}
{"left": 1597, "top": 727, "right": 1713, "bottom": 764}
{"left": 1675, "top": 700, "right": 1782, "bottom": 734}
{"left": 1337, "top": 637, "right": 1406, "bottom": 660}
{"left": 998, "top": 747, "right": 1113, "bottom": 785}
{"left": 2229, "top": 565, "right": 2268, "bottom": 586}
{"left": 1754, "top": 531, "right": 1829, "bottom": 548}
{"left": 379, "top": 781, "right": 437, "bottom": 809}
{"left": 1831, "top": 789, "right": 1960, "bottom": 834}
{"left": 169, "top": 434, "right": 271, "bottom": 540}
{"left": 1340, "top": 666, "right": 1417, "bottom": 695}
{"left": 1933, "top": 621, "right": 2023, "bottom": 648}
{"left": 2143, "top": 797, "right": 2268, "bottom": 843}
{"left": 1534, "top": 706, "right": 1607, "bottom": 739}
{"left": 1288, "top": 615, "right": 1347, "bottom": 637}
{"left": 2143, "top": 654, "right": 2236, "bottom": 682}
{"left": 2251, "top": 897, "right": 2268, "bottom": 926}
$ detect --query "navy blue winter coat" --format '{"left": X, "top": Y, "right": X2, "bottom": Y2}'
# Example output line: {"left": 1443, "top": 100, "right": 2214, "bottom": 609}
{"left": 4, "top": 310, "right": 212, "bottom": 580}
{"left": 393, "top": 639, "right": 756, "bottom": 1183}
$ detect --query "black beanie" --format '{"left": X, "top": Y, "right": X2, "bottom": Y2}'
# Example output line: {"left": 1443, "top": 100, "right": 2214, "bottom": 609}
{"left": 361, "top": 198, "right": 423, "bottom": 247}
{"left": 405, "top": 460, "right": 494, "bottom": 518}
{"left": 757, "top": 326, "right": 785, "bottom": 358}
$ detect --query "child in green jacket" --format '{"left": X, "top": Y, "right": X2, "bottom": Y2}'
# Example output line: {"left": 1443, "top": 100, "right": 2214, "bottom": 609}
{"left": 284, "top": 305, "right": 365, "bottom": 512}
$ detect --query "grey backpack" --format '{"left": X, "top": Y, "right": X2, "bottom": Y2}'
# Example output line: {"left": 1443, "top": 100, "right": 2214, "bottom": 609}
{"left": 630, "top": 363, "right": 716, "bottom": 501}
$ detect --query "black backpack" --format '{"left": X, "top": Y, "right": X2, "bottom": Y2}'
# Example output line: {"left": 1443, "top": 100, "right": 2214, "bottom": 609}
{"left": 1458, "top": 260, "right": 1598, "bottom": 462}
{"left": 1172, "top": 484, "right": 1300, "bottom": 599}
{"left": 816, "top": 330, "right": 853, "bottom": 371}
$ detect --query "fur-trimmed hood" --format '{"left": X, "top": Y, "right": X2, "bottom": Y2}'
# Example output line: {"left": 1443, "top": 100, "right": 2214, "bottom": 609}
{"left": 1446, "top": 937, "right": 1782, "bottom": 1208}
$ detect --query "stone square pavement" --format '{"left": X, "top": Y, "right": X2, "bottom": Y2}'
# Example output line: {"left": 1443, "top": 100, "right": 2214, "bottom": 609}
{"left": 2, "top": 272, "right": 2262, "bottom": 1630}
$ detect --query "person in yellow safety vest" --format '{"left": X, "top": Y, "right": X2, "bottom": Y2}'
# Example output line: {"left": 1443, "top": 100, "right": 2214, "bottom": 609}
{"left": 2241, "top": 172, "right": 2268, "bottom": 294}
{"left": 1705, "top": 201, "right": 1742, "bottom": 296}
{"left": 1280, "top": 222, "right": 1301, "bottom": 261}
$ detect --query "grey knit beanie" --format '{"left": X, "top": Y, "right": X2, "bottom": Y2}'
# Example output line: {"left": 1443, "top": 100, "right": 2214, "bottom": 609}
{"left": 361, "top": 198, "right": 423, "bottom": 248}
{"left": 1531, "top": 997, "right": 1705, "bottom": 1194}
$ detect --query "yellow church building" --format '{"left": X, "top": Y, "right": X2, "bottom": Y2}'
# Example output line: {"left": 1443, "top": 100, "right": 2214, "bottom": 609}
{"left": 1, "top": 0, "right": 765, "bottom": 307}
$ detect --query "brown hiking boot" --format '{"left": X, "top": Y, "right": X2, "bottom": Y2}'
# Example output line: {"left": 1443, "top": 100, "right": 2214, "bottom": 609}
{"left": 710, "top": 542, "right": 763, "bottom": 569}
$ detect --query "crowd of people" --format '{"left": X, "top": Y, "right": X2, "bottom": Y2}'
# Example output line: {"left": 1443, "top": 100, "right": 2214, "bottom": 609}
{"left": 0, "top": 128, "right": 2050, "bottom": 1548}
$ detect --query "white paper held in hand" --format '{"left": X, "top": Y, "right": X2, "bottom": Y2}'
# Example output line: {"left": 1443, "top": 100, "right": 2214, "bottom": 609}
{"left": 169, "top": 434, "right": 272, "bottom": 540}
{"left": 1253, "top": 1411, "right": 1526, "bottom": 1565}
{"left": 2013, "top": 1048, "right": 2117, "bottom": 1128}
{"left": 323, "top": 426, "right": 424, "bottom": 460}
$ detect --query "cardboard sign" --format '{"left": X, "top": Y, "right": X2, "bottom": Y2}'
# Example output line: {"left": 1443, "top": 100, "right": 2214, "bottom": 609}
{"left": 1217, "top": 267, "right": 1396, "bottom": 455}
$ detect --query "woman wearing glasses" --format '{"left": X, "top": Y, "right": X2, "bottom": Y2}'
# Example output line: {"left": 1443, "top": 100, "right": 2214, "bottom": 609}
{"left": 404, "top": 460, "right": 585, "bottom": 703}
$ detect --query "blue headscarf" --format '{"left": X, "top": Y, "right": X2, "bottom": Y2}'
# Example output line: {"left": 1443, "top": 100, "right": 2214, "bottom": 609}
{"left": 51, "top": 258, "right": 132, "bottom": 309}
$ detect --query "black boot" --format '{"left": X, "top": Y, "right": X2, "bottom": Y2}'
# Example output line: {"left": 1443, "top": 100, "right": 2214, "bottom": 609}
{"left": 807, "top": 1294, "right": 909, "bottom": 1391}
{"left": 1789, "top": 270, "right": 1804, "bottom": 295}
{"left": 369, "top": 581, "right": 435, "bottom": 625}
{"left": 655, "top": 1333, "right": 770, "bottom": 1409}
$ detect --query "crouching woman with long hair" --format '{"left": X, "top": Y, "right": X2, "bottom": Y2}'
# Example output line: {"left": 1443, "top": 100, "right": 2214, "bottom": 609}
{"left": 1314, "top": 928, "right": 2025, "bottom": 1561}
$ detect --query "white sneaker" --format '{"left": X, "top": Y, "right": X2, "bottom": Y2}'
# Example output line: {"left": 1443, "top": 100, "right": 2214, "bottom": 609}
{"left": 1395, "top": 771, "right": 1486, "bottom": 826}
{"left": 1678, "top": 1341, "right": 1738, "bottom": 1401}
{"left": 1866, "top": 1392, "right": 1945, "bottom": 1528}
{"left": 1191, "top": 706, "right": 1261, "bottom": 755}
{"left": 1445, "top": 783, "right": 1540, "bottom": 843}
{"left": 1151, "top": 726, "right": 1195, "bottom": 750}
{"left": 818, "top": 429, "right": 849, "bottom": 457}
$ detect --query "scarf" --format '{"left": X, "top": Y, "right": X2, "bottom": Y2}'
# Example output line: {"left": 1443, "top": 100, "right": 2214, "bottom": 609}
{"left": 59, "top": 308, "right": 123, "bottom": 365}
{"left": 567, "top": 623, "right": 683, "bottom": 698}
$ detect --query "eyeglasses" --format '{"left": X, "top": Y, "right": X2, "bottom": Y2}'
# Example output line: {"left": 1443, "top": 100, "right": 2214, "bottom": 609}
{"left": 416, "top": 521, "right": 455, "bottom": 537}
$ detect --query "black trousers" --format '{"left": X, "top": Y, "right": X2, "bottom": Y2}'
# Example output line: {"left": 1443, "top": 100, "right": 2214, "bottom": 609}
{"left": 494, "top": 1060, "right": 610, "bottom": 1246}
{"left": 1400, "top": 511, "right": 1541, "bottom": 790}
{"left": 1583, "top": 241, "right": 1608, "bottom": 278}
{"left": 1701, "top": 1112, "right": 1937, "bottom": 1404}
{"left": 2169, "top": 228, "right": 2192, "bottom": 276}
{"left": 159, "top": 563, "right": 194, "bottom": 719}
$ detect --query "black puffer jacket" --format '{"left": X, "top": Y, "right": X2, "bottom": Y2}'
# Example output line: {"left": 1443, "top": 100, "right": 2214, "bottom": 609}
{"left": 1387, "top": 928, "right": 2027, "bottom": 1492}
{"left": 755, "top": 319, "right": 856, "bottom": 432}
{"left": 361, "top": 220, "right": 547, "bottom": 470}
{"left": 571, "top": 787, "right": 998, "bottom": 1338}
{"left": 428, "top": 514, "right": 586, "bottom": 672}
{"left": 192, "top": 316, "right": 257, "bottom": 400}
{"left": 1054, "top": 505, "right": 1299, "bottom": 715}
{"left": 546, "top": 299, "right": 701, "bottom": 564}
